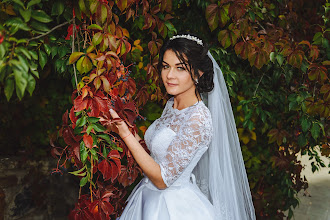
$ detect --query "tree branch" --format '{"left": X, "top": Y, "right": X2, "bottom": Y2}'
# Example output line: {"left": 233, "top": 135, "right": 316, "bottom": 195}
{"left": 27, "top": 18, "right": 74, "bottom": 42}
{"left": 71, "top": 17, "right": 80, "bottom": 95}
{"left": 253, "top": 73, "right": 265, "bottom": 96}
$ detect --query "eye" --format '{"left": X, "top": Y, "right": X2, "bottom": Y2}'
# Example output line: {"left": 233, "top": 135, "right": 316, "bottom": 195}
{"left": 177, "top": 66, "right": 186, "bottom": 71}
{"left": 162, "top": 65, "right": 169, "bottom": 69}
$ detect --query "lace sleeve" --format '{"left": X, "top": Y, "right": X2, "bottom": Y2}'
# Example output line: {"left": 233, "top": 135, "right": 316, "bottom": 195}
{"left": 159, "top": 108, "right": 212, "bottom": 187}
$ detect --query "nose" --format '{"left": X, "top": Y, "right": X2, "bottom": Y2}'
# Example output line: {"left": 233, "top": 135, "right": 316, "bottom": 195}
{"left": 166, "top": 67, "right": 175, "bottom": 79}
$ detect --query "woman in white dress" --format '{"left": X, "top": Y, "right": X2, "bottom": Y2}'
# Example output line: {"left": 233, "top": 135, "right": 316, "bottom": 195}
{"left": 110, "top": 34, "right": 256, "bottom": 220}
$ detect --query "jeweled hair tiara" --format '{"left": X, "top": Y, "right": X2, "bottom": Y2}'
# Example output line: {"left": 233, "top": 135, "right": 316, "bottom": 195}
{"left": 169, "top": 34, "right": 203, "bottom": 46}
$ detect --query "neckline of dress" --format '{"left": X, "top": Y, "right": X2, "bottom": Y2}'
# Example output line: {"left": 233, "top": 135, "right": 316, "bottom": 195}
{"left": 169, "top": 98, "right": 201, "bottom": 113}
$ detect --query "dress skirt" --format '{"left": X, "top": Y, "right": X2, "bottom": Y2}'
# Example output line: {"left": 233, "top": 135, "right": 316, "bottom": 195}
{"left": 119, "top": 177, "right": 215, "bottom": 220}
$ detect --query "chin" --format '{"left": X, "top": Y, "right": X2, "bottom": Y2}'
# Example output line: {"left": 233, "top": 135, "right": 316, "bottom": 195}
{"left": 165, "top": 88, "right": 177, "bottom": 96}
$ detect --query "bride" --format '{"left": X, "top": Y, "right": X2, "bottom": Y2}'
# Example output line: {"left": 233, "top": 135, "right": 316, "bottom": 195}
{"left": 110, "top": 34, "right": 256, "bottom": 220}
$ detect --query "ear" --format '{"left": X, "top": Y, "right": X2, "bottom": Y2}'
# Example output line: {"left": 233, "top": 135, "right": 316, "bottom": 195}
{"left": 198, "top": 70, "right": 204, "bottom": 77}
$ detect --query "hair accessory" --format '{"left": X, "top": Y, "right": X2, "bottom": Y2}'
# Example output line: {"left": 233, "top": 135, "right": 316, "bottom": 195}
{"left": 170, "top": 34, "right": 203, "bottom": 46}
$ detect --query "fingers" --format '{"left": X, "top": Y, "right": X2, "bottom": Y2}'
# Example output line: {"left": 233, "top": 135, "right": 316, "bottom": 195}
{"left": 109, "top": 109, "right": 119, "bottom": 118}
{"left": 109, "top": 109, "right": 124, "bottom": 125}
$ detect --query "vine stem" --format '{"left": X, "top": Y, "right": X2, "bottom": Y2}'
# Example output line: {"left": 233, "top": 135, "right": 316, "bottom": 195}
{"left": 79, "top": 186, "right": 81, "bottom": 199}
{"left": 71, "top": 17, "right": 80, "bottom": 95}
{"left": 27, "top": 18, "right": 74, "bottom": 43}
{"left": 253, "top": 72, "right": 265, "bottom": 96}
{"left": 90, "top": 154, "right": 94, "bottom": 203}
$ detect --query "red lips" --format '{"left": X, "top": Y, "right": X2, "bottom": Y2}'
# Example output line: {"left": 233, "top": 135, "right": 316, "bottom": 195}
{"left": 166, "top": 82, "right": 177, "bottom": 86}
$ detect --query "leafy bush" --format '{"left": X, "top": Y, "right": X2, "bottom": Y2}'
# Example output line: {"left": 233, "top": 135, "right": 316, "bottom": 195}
{"left": 0, "top": 0, "right": 328, "bottom": 219}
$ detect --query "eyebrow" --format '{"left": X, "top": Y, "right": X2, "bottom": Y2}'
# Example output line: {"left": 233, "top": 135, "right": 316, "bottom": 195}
{"left": 162, "top": 61, "right": 186, "bottom": 66}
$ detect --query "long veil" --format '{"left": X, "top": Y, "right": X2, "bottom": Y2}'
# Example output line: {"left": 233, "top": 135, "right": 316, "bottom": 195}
{"left": 193, "top": 51, "right": 256, "bottom": 219}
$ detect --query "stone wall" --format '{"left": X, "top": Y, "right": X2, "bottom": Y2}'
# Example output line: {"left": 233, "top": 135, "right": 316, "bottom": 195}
{"left": 0, "top": 157, "right": 78, "bottom": 220}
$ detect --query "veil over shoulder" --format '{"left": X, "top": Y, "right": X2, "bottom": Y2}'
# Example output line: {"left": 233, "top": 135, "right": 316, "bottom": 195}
{"left": 193, "top": 51, "right": 256, "bottom": 220}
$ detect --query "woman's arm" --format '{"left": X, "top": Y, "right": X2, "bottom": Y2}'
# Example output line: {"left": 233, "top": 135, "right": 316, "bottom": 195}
{"left": 134, "top": 132, "right": 142, "bottom": 141}
{"left": 109, "top": 109, "right": 167, "bottom": 189}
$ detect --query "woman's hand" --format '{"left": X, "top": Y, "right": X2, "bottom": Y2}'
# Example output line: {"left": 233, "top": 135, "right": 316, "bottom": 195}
{"left": 109, "top": 109, "right": 131, "bottom": 139}
{"left": 109, "top": 110, "right": 166, "bottom": 189}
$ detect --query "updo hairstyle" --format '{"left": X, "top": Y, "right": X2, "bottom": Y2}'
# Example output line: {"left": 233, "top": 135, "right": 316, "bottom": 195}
{"left": 157, "top": 34, "right": 214, "bottom": 96}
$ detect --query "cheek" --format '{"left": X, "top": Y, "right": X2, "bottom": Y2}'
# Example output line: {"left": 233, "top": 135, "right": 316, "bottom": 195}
{"left": 181, "top": 73, "right": 194, "bottom": 85}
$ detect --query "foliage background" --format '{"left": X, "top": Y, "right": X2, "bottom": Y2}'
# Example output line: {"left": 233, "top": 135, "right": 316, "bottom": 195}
{"left": 0, "top": 0, "right": 329, "bottom": 219}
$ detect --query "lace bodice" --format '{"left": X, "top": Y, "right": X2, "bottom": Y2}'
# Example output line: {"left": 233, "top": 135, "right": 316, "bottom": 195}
{"left": 144, "top": 98, "right": 213, "bottom": 187}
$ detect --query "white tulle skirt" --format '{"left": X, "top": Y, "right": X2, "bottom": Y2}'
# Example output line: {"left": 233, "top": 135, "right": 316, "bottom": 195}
{"left": 119, "top": 177, "right": 215, "bottom": 220}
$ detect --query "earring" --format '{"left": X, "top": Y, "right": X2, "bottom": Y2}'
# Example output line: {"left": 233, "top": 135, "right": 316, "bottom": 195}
{"left": 195, "top": 79, "right": 198, "bottom": 85}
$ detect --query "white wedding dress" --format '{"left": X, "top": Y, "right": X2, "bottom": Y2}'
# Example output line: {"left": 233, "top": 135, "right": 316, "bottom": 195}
{"left": 119, "top": 97, "right": 215, "bottom": 220}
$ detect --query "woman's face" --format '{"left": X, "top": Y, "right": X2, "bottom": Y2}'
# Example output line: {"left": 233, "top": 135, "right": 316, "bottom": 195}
{"left": 161, "top": 50, "right": 196, "bottom": 99}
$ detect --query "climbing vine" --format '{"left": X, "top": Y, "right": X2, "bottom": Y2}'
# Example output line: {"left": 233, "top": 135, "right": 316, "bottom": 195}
{"left": 0, "top": 0, "right": 328, "bottom": 219}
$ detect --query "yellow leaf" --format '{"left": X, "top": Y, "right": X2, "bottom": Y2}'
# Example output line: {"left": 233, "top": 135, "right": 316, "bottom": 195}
{"left": 322, "top": 60, "right": 330, "bottom": 65}
{"left": 136, "top": 45, "right": 143, "bottom": 51}
{"left": 134, "top": 40, "right": 140, "bottom": 45}
{"left": 101, "top": 76, "right": 110, "bottom": 93}
{"left": 122, "top": 28, "right": 129, "bottom": 38}
{"left": 241, "top": 134, "right": 250, "bottom": 144}
{"left": 250, "top": 131, "right": 257, "bottom": 141}
{"left": 237, "top": 95, "right": 245, "bottom": 101}
{"left": 77, "top": 82, "right": 84, "bottom": 91}
{"left": 69, "top": 52, "right": 85, "bottom": 64}
{"left": 82, "top": 76, "right": 90, "bottom": 83}
{"left": 94, "top": 77, "right": 101, "bottom": 90}
{"left": 133, "top": 40, "right": 143, "bottom": 51}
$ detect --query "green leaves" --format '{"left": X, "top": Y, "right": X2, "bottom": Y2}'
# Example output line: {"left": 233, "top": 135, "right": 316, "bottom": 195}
{"left": 11, "top": 0, "right": 24, "bottom": 8}
{"left": 92, "top": 32, "right": 103, "bottom": 46}
{"left": 311, "top": 123, "right": 320, "bottom": 140}
{"left": 4, "top": 17, "right": 31, "bottom": 33}
{"left": 69, "top": 52, "right": 85, "bottom": 64}
{"left": 91, "top": 123, "right": 106, "bottom": 132}
{"left": 27, "top": 0, "right": 41, "bottom": 9}
{"left": 301, "top": 117, "right": 311, "bottom": 132}
{"left": 4, "top": 77, "right": 15, "bottom": 101}
{"left": 38, "top": 50, "right": 47, "bottom": 69}
{"left": 217, "top": 24, "right": 240, "bottom": 49}
{"left": 51, "top": 1, "right": 65, "bottom": 16}
{"left": 270, "top": 52, "right": 285, "bottom": 66}
{"left": 88, "top": 24, "right": 103, "bottom": 31}
{"left": 26, "top": 74, "right": 36, "bottom": 96}
{"left": 80, "top": 142, "right": 88, "bottom": 163}
{"left": 76, "top": 116, "right": 87, "bottom": 127}
{"left": 19, "top": 8, "right": 32, "bottom": 22}
{"left": 76, "top": 56, "right": 93, "bottom": 74}
{"left": 31, "top": 10, "right": 52, "bottom": 23}
{"left": 80, "top": 176, "right": 88, "bottom": 187}
{"left": 13, "top": 68, "right": 28, "bottom": 100}
{"left": 69, "top": 165, "right": 86, "bottom": 176}
{"left": 297, "top": 133, "right": 307, "bottom": 147}
{"left": 0, "top": 0, "right": 59, "bottom": 101}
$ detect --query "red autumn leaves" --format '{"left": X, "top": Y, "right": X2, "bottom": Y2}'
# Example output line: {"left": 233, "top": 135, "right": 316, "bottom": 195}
{"left": 98, "top": 150, "right": 121, "bottom": 182}
{"left": 74, "top": 89, "right": 109, "bottom": 118}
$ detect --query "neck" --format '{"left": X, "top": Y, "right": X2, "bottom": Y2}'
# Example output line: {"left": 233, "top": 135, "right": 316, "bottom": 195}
{"left": 173, "top": 94, "right": 199, "bottom": 110}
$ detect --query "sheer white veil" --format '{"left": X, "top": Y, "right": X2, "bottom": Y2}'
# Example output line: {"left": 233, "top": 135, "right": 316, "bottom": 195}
{"left": 193, "top": 51, "right": 256, "bottom": 219}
